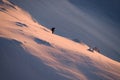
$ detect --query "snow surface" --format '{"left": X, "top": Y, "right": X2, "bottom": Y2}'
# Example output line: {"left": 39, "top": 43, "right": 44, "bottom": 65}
{"left": 0, "top": 1, "right": 120, "bottom": 80}
{"left": 9, "top": 0, "right": 120, "bottom": 62}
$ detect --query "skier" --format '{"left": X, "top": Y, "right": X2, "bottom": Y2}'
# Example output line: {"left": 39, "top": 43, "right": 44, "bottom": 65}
{"left": 51, "top": 27, "right": 55, "bottom": 34}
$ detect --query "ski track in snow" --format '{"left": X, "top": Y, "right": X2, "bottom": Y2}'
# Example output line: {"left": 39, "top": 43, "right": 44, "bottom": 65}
{"left": 0, "top": 1, "right": 120, "bottom": 80}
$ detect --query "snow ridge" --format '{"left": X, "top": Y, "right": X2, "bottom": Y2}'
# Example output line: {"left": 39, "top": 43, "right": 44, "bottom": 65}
{"left": 0, "top": 1, "right": 120, "bottom": 80}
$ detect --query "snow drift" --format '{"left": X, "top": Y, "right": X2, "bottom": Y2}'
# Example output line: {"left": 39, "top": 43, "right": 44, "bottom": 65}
{"left": 0, "top": 1, "right": 120, "bottom": 80}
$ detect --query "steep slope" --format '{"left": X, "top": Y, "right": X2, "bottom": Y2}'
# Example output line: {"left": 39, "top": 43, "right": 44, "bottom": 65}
{"left": 9, "top": 0, "right": 120, "bottom": 62}
{"left": 0, "top": 1, "right": 120, "bottom": 80}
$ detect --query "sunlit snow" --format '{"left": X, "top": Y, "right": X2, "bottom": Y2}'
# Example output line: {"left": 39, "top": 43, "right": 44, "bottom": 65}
{"left": 0, "top": 0, "right": 120, "bottom": 80}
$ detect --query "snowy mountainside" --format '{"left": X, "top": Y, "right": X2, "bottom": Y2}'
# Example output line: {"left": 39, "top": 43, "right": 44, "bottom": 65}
{"left": 0, "top": 1, "right": 120, "bottom": 80}
{"left": 9, "top": 0, "right": 120, "bottom": 62}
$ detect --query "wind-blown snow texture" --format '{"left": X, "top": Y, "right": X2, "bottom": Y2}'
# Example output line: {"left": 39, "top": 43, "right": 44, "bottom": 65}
{"left": 9, "top": 0, "right": 120, "bottom": 62}
{"left": 0, "top": 0, "right": 120, "bottom": 80}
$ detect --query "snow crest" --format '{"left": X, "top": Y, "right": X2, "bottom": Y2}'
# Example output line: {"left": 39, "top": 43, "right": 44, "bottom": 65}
{"left": 0, "top": 1, "right": 120, "bottom": 80}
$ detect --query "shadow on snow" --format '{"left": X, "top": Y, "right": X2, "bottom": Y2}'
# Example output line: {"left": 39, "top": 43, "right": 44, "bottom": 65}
{"left": 34, "top": 38, "right": 52, "bottom": 47}
{"left": 0, "top": 37, "right": 68, "bottom": 80}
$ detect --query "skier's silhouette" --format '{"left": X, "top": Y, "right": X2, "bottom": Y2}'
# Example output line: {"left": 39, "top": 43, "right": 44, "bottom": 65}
{"left": 51, "top": 27, "right": 55, "bottom": 34}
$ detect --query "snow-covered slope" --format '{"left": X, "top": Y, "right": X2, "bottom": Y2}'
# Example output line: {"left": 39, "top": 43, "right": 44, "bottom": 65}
{"left": 0, "top": 1, "right": 120, "bottom": 80}
{"left": 9, "top": 0, "right": 120, "bottom": 62}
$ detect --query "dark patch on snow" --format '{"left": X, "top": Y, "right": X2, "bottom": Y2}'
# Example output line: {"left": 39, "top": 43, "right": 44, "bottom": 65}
{"left": 88, "top": 47, "right": 100, "bottom": 53}
{"left": 4, "top": 3, "right": 16, "bottom": 9}
{"left": 0, "top": 0, "right": 16, "bottom": 9}
{"left": 0, "top": 37, "right": 69, "bottom": 80}
{"left": 3, "top": 1, "right": 16, "bottom": 9}
{"left": 15, "top": 22, "right": 28, "bottom": 27}
{"left": 31, "top": 17, "right": 37, "bottom": 23}
{"left": 34, "top": 38, "right": 51, "bottom": 47}
{"left": 0, "top": 7, "right": 7, "bottom": 12}
{"left": 72, "top": 39, "right": 86, "bottom": 45}
{"left": 88, "top": 47, "right": 94, "bottom": 52}
{"left": 8, "top": 0, "right": 16, "bottom": 6}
